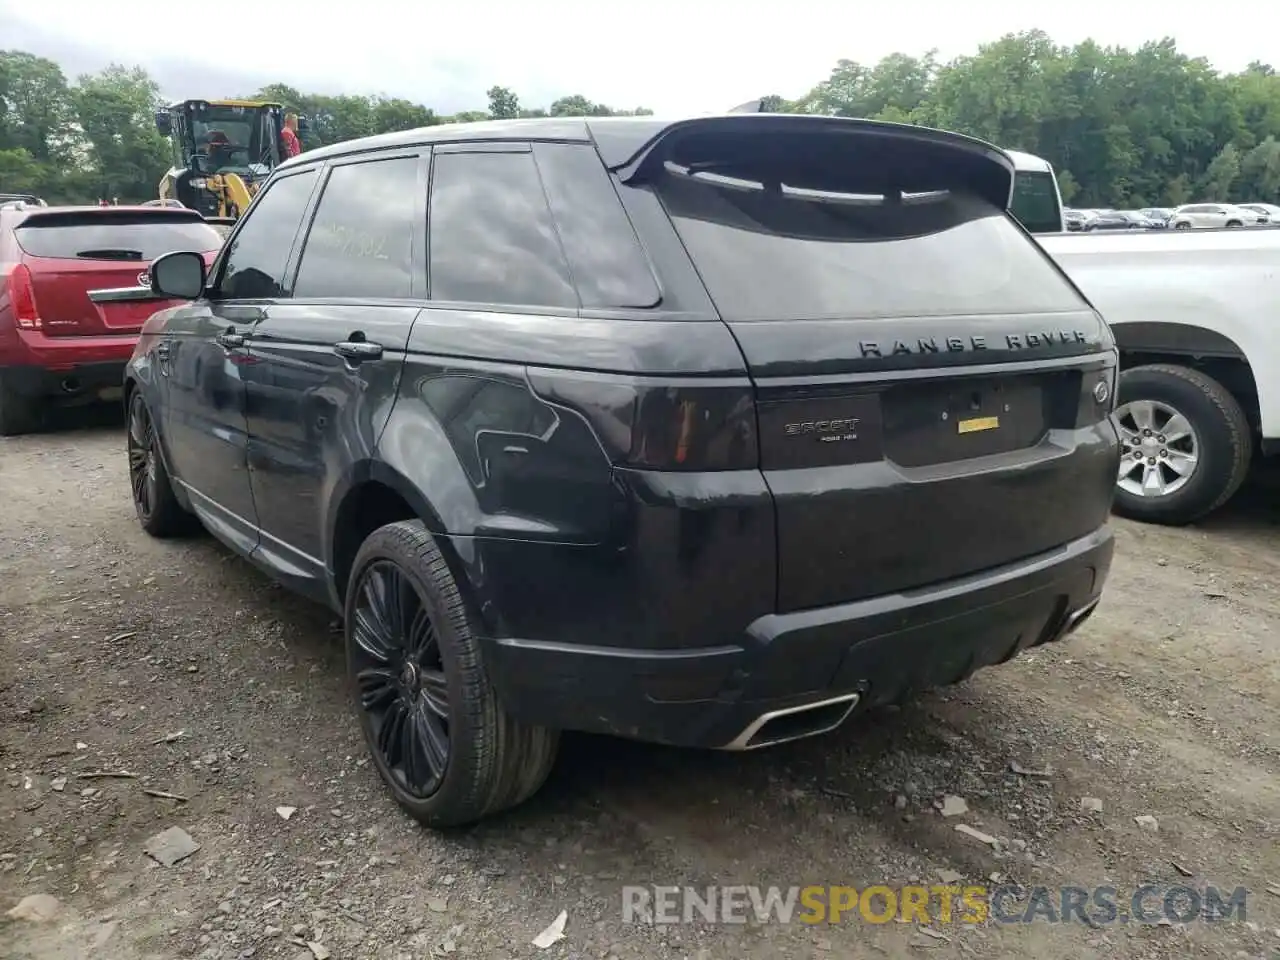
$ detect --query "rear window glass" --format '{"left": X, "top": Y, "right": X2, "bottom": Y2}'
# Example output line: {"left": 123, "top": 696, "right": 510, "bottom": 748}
{"left": 1009, "top": 171, "right": 1063, "bottom": 234}
{"left": 654, "top": 166, "right": 1086, "bottom": 322}
{"left": 14, "top": 215, "right": 223, "bottom": 261}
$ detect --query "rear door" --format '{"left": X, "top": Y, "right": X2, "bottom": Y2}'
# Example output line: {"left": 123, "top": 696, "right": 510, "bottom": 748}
{"left": 634, "top": 119, "right": 1119, "bottom": 611}
{"left": 12, "top": 210, "right": 223, "bottom": 336}
{"left": 242, "top": 151, "right": 424, "bottom": 598}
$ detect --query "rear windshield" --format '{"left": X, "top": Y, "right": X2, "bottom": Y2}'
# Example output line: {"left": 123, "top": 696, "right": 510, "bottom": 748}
{"left": 654, "top": 166, "right": 1086, "bottom": 322}
{"left": 14, "top": 215, "right": 223, "bottom": 261}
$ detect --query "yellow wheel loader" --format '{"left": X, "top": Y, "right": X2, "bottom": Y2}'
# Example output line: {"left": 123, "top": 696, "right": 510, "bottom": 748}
{"left": 155, "top": 99, "right": 307, "bottom": 225}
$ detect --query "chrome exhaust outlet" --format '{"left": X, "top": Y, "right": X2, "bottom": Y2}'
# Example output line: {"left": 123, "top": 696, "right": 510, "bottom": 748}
{"left": 61, "top": 377, "right": 82, "bottom": 394}
{"left": 1061, "top": 598, "right": 1100, "bottom": 636}
{"left": 722, "top": 692, "right": 862, "bottom": 752}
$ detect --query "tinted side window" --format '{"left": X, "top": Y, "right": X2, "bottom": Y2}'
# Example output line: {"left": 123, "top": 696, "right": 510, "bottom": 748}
{"left": 532, "top": 142, "right": 661, "bottom": 309}
{"left": 428, "top": 149, "right": 577, "bottom": 309}
{"left": 293, "top": 156, "right": 420, "bottom": 299}
{"left": 217, "top": 170, "right": 317, "bottom": 299}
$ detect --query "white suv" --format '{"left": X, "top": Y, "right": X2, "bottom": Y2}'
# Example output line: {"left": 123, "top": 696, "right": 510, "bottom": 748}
{"left": 1170, "top": 203, "right": 1267, "bottom": 229}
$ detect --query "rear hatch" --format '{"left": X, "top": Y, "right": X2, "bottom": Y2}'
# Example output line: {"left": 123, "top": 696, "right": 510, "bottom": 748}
{"left": 13, "top": 209, "right": 223, "bottom": 337}
{"left": 637, "top": 118, "right": 1118, "bottom": 611}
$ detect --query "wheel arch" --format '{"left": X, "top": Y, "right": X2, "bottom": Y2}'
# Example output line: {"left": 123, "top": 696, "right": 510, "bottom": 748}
{"left": 326, "top": 460, "right": 475, "bottom": 612}
{"left": 1114, "top": 322, "right": 1259, "bottom": 431}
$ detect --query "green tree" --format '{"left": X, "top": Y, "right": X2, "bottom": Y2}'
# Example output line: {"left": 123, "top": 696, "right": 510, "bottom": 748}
{"left": 1200, "top": 143, "right": 1242, "bottom": 199}
{"left": 73, "top": 65, "right": 169, "bottom": 202}
{"left": 1056, "top": 169, "right": 1079, "bottom": 204}
{"left": 0, "top": 147, "right": 43, "bottom": 192}
{"left": 486, "top": 86, "right": 520, "bottom": 120}
{"left": 1238, "top": 137, "right": 1280, "bottom": 200}
{"left": 3, "top": 33, "right": 1280, "bottom": 210}
{"left": 0, "top": 51, "right": 77, "bottom": 165}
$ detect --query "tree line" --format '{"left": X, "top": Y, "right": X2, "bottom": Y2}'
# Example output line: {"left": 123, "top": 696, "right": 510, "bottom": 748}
{"left": 2, "top": 32, "right": 1278, "bottom": 208}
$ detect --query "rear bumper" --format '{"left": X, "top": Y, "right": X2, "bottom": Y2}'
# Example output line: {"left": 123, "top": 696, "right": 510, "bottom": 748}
{"left": 481, "top": 526, "right": 1114, "bottom": 749}
{"left": 0, "top": 360, "right": 127, "bottom": 399}
{"left": 0, "top": 330, "right": 135, "bottom": 399}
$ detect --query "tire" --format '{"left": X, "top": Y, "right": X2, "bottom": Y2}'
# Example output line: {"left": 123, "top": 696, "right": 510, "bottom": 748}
{"left": 1225, "top": 220, "right": 1242, "bottom": 228}
{"left": 127, "top": 390, "right": 194, "bottom": 537}
{"left": 0, "top": 378, "right": 42, "bottom": 436}
{"left": 344, "top": 520, "right": 559, "bottom": 828}
{"left": 1112, "top": 364, "right": 1252, "bottom": 525}
{"left": 1174, "top": 221, "right": 1192, "bottom": 230}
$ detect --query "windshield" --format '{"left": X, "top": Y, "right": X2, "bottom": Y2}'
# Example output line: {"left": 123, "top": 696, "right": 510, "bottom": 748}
{"left": 185, "top": 104, "right": 274, "bottom": 174}
{"left": 654, "top": 168, "right": 1086, "bottom": 322}
{"left": 1009, "top": 170, "right": 1064, "bottom": 233}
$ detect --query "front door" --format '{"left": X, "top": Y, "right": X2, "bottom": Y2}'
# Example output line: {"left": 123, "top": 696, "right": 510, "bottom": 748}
{"left": 161, "top": 302, "right": 263, "bottom": 553}
{"left": 241, "top": 153, "right": 424, "bottom": 601}
{"left": 163, "top": 166, "right": 322, "bottom": 554}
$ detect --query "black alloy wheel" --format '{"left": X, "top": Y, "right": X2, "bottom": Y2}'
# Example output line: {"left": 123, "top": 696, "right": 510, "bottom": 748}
{"left": 344, "top": 519, "right": 559, "bottom": 827}
{"left": 126, "top": 390, "right": 193, "bottom": 537}
{"left": 128, "top": 393, "right": 159, "bottom": 523}
{"left": 350, "top": 560, "right": 452, "bottom": 798}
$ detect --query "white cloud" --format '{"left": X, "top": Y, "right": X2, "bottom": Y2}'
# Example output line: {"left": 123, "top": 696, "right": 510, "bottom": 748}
{"left": 1, "top": 0, "right": 1271, "bottom": 114}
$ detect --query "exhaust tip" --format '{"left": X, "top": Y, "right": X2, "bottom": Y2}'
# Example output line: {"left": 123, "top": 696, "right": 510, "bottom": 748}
{"left": 1060, "top": 598, "right": 1100, "bottom": 638}
{"left": 723, "top": 692, "right": 862, "bottom": 751}
{"left": 61, "top": 377, "right": 82, "bottom": 394}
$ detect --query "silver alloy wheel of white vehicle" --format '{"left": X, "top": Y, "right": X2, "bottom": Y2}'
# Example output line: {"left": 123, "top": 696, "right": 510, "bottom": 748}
{"left": 1114, "top": 399, "right": 1200, "bottom": 498}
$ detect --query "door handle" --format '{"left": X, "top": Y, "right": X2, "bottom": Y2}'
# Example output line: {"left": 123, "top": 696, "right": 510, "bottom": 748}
{"left": 333, "top": 340, "right": 383, "bottom": 362}
{"left": 216, "top": 330, "right": 245, "bottom": 349}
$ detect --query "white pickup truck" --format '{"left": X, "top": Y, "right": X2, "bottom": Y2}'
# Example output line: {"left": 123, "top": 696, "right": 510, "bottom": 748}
{"left": 1038, "top": 226, "right": 1280, "bottom": 525}
{"left": 999, "top": 149, "right": 1280, "bottom": 525}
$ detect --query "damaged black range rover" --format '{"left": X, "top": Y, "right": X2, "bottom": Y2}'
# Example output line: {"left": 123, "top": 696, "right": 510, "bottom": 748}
{"left": 121, "top": 113, "right": 1120, "bottom": 827}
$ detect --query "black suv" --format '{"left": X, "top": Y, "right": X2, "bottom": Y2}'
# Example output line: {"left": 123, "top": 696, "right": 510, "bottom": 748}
{"left": 115, "top": 114, "right": 1120, "bottom": 827}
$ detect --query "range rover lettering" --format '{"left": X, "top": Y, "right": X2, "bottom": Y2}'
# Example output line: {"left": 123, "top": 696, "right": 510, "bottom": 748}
{"left": 110, "top": 114, "right": 1121, "bottom": 827}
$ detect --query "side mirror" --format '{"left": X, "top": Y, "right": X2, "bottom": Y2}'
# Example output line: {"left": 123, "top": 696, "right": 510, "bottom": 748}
{"left": 149, "top": 251, "right": 206, "bottom": 300}
{"left": 155, "top": 112, "right": 172, "bottom": 136}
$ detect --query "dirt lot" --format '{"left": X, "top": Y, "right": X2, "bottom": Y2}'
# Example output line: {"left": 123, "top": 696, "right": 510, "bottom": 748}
{"left": 2, "top": 410, "right": 1278, "bottom": 960}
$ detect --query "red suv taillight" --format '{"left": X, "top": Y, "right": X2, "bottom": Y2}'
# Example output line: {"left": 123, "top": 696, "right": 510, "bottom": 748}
{"left": 6, "top": 263, "right": 40, "bottom": 329}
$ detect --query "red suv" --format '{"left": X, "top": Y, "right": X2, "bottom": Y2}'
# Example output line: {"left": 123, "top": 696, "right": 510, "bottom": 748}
{"left": 0, "top": 204, "right": 223, "bottom": 435}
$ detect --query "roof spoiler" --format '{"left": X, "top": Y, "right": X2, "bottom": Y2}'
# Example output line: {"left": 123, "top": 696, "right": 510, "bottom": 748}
{"left": 600, "top": 114, "right": 1017, "bottom": 211}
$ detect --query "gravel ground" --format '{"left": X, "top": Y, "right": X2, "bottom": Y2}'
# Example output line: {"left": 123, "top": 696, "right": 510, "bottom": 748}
{"left": 2, "top": 408, "right": 1278, "bottom": 960}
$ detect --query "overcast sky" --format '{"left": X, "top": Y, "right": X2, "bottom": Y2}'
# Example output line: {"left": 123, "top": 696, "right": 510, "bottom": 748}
{"left": 1, "top": 0, "right": 1272, "bottom": 115}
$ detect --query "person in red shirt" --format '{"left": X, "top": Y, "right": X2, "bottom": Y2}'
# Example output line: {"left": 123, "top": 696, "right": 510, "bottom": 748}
{"left": 280, "top": 114, "right": 302, "bottom": 159}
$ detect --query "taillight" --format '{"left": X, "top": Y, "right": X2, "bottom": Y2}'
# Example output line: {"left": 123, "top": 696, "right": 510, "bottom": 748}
{"left": 6, "top": 264, "right": 40, "bottom": 329}
{"left": 528, "top": 373, "right": 759, "bottom": 472}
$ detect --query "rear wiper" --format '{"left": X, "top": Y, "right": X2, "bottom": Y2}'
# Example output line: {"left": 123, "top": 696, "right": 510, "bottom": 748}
{"left": 77, "top": 249, "right": 144, "bottom": 260}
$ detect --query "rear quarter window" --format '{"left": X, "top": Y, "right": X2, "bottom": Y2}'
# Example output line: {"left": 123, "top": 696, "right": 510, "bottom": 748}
{"left": 655, "top": 169, "right": 1087, "bottom": 321}
{"left": 14, "top": 214, "right": 224, "bottom": 261}
{"left": 531, "top": 142, "right": 662, "bottom": 310}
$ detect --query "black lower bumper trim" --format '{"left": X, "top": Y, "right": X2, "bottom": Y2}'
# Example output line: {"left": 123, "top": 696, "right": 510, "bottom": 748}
{"left": 482, "top": 527, "right": 1114, "bottom": 749}
{"left": 0, "top": 361, "right": 126, "bottom": 399}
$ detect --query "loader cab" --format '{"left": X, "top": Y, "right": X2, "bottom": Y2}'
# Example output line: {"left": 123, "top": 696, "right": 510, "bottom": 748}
{"left": 155, "top": 99, "right": 293, "bottom": 217}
